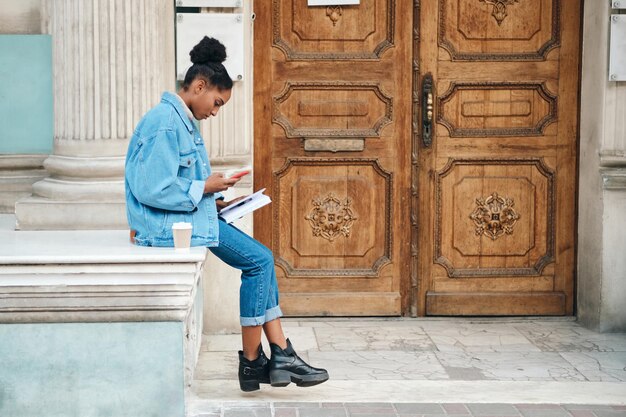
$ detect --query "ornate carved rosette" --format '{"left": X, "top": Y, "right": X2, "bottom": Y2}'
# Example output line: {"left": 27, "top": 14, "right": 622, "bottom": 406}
{"left": 469, "top": 192, "right": 520, "bottom": 240}
{"left": 305, "top": 193, "right": 357, "bottom": 242}
{"left": 479, "top": 0, "right": 520, "bottom": 26}
{"left": 326, "top": 6, "right": 342, "bottom": 26}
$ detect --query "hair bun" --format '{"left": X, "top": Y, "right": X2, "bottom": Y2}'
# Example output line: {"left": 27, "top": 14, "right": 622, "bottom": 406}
{"left": 189, "top": 36, "right": 227, "bottom": 65}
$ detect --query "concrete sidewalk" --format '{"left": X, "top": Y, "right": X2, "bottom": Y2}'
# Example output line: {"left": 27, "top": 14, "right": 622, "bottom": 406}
{"left": 188, "top": 318, "right": 626, "bottom": 416}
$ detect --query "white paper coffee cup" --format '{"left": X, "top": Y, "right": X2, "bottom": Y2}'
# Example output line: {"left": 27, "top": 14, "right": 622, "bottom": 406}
{"left": 172, "top": 222, "right": 192, "bottom": 250}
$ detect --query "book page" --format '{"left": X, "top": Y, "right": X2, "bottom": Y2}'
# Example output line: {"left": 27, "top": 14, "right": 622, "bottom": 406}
{"left": 218, "top": 189, "right": 271, "bottom": 223}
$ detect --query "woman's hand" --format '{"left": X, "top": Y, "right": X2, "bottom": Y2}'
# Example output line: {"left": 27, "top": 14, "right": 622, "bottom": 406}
{"left": 204, "top": 173, "right": 240, "bottom": 194}
{"left": 216, "top": 195, "right": 247, "bottom": 210}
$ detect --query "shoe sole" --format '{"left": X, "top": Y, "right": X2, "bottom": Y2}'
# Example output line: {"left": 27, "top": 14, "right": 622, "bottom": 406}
{"left": 269, "top": 370, "right": 329, "bottom": 387}
{"left": 239, "top": 379, "right": 271, "bottom": 392}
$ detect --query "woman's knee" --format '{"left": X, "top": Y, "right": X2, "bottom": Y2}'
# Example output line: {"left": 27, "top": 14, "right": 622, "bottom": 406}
{"left": 239, "top": 247, "right": 273, "bottom": 277}
{"left": 251, "top": 238, "right": 273, "bottom": 259}
{"left": 249, "top": 238, "right": 273, "bottom": 266}
{"left": 258, "top": 249, "right": 274, "bottom": 271}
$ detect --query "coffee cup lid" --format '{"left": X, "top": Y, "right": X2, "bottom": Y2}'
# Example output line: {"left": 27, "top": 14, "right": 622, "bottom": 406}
{"left": 172, "top": 222, "right": 192, "bottom": 229}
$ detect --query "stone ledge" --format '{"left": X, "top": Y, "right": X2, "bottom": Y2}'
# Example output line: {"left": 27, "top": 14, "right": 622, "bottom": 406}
{"left": 0, "top": 275, "right": 202, "bottom": 323}
{"left": 0, "top": 227, "right": 207, "bottom": 323}
{"left": 0, "top": 228, "right": 205, "bottom": 264}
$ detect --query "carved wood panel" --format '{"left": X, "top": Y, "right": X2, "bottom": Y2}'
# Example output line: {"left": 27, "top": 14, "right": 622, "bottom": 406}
{"left": 437, "top": 82, "right": 557, "bottom": 137}
{"left": 272, "top": 0, "right": 395, "bottom": 60}
{"left": 274, "top": 158, "right": 392, "bottom": 277}
{"left": 434, "top": 159, "right": 555, "bottom": 277}
{"left": 439, "top": 0, "right": 560, "bottom": 60}
{"left": 273, "top": 82, "right": 393, "bottom": 138}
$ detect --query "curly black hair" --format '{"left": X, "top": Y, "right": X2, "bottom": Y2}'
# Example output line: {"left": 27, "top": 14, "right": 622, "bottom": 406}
{"left": 182, "top": 36, "right": 233, "bottom": 91}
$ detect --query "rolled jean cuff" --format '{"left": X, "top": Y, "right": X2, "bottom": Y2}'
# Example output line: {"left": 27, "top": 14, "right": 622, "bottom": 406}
{"left": 240, "top": 305, "right": 283, "bottom": 327}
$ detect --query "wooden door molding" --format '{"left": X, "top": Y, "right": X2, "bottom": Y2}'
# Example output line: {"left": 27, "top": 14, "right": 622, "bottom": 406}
{"left": 272, "top": 81, "right": 394, "bottom": 138}
{"left": 438, "top": 0, "right": 561, "bottom": 61}
{"left": 437, "top": 82, "right": 558, "bottom": 137}
{"left": 273, "top": 158, "right": 393, "bottom": 278}
{"left": 272, "top": 0, "right": 396, "bottom": 60}
{"left": 433, "top": 158, "right": 556, "bottom": 278}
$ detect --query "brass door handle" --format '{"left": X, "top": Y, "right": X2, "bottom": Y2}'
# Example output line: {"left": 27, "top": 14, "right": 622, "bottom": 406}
{"left": 422, "top": 73, "right": 434, "bottom": 147}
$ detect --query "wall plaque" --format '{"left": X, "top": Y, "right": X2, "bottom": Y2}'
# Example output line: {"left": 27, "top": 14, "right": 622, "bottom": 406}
{"left": 609, "top": 14, "right": 626, "bottom": 81}
{"left": 176, "top": 13, "right": 244, "bottom": 81}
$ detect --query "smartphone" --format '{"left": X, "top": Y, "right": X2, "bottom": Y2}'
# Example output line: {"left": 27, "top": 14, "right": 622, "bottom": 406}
{"left": 229, "top": 170, "right": 250, "bottom": 179}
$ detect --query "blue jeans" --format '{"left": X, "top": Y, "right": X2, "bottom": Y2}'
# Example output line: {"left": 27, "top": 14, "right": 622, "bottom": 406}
{"left": 209, "top": 219, "right": 283, "bottom": 326}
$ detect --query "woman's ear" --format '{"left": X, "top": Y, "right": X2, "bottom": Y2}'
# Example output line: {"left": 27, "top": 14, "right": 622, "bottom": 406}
{"left": 193, "top": 78, "right": 207, "bottom": 94}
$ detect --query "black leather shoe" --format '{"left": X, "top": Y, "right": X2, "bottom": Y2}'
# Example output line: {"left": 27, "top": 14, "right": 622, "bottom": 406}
{"left": 269, "top": 338, "right": 329, "bottom": 387}
{"left": 238, "top": 345, "right": 270, "bottom": 392}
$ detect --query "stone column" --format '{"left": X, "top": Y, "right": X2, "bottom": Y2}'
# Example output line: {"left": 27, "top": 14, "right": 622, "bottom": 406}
{"left": 15, "top": 0, "right": 175, "bottom": 230}
{"left": 578, "top": 2, "right": 626, "bottom": 332}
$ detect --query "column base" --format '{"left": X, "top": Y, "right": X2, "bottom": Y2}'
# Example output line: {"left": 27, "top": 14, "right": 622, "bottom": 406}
{"left": 0, "top": 155, "right": 47, "bottom": 214}
{"left": 14, "top": 196, "right": 126, "bottom": 230}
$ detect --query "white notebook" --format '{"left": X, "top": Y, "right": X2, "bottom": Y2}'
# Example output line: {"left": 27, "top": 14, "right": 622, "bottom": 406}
{"left": 218, "top": 188, "right": 272, "bottom": 224}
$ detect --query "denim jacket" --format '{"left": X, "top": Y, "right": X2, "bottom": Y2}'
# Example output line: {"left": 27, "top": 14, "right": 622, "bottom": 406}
{"left": 125, "top": 92, "right": 221, "bottom": 247}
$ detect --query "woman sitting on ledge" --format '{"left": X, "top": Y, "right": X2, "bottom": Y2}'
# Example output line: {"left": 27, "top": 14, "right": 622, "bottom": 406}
{"left": 124, "top": 36, "right": 328, "bottom": 392}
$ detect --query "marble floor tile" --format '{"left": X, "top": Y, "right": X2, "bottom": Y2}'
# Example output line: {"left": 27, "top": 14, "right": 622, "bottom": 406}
{"left": 559, "top": 352, "right": 626, "bottom": 382}
{"left": 204, "top": 334, "right": 242, "bottom": 352}
{"left": 435, "top": 351, "right": 587, "bottom": 381}
{"left": 223, "top": 407, "right": 272, "bottom": 417}
{"left": 283, "top": 327, "right": 319, "bottom": 351}
{"left": 466, "top": 403, "right": 520, "bottom": 416}
{"left": 314, "top": 326, "right": 435, "bottom": 352}
{"left": 299, "top": 408, "right": 347, "bottom": 417}
{"left": 273, "top": 402, "right": 321, "bottom": 408}
{"left": 194, "top": 351, "right": 238, "bottom": 380}
{"left": 394, "top": 403, "right": 446, "bottom": 414}
{"left": 513, "top": 322, "right": 626, "bottom": 352}
{"left": 422, "top": 322, "right": 539, "bottom": 353}
{"left": 281, "top": 319, "right": 301, "bottom": 327}
{"left": 307, "top": 350, "right": 448, "bottom": 380}
{"left": 590, "top": 411, "right": 626, "bottom": 417}
{"left": 273, "top": 408, "right": 297, "bottom": 417}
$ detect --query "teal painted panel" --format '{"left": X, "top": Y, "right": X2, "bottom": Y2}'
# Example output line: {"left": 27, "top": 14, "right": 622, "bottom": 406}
{"left": 0, "top": 322, "right": 185, "bottom": 417}
{"left": 0, "top": 35, "right": 53, "bottom": 154}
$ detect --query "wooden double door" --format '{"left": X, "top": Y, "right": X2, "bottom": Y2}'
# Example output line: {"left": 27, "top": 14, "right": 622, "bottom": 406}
{"left": 253, "top": 0, "right": 580, "bottom": 316}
